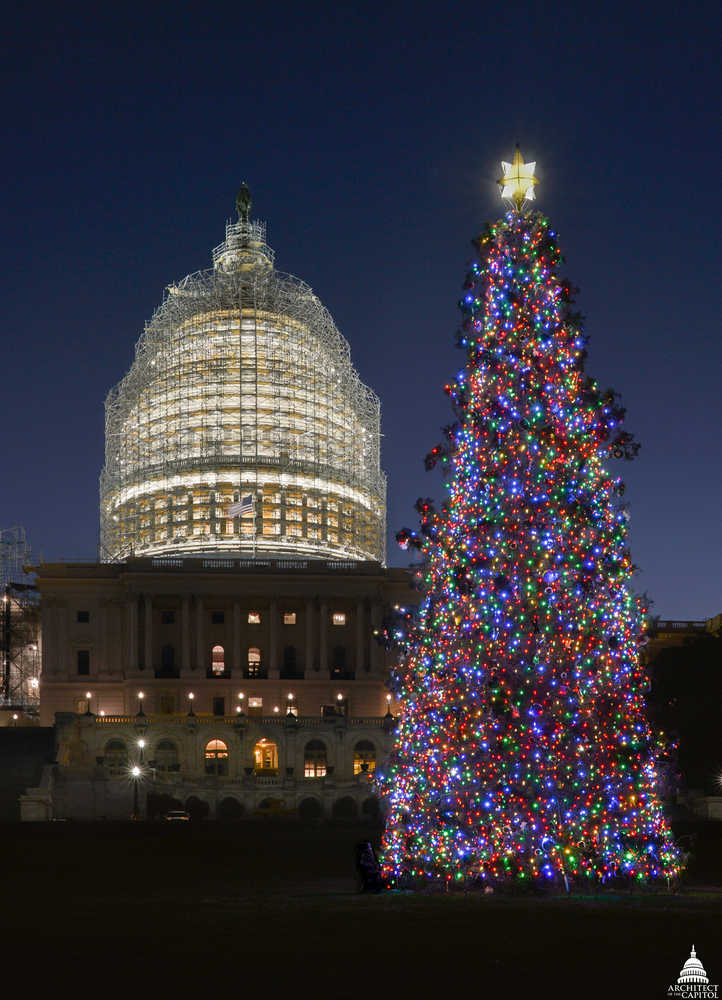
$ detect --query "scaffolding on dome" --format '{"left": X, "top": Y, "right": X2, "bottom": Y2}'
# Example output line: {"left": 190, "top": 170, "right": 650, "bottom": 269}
{"left": 100, "top": 216, "right": 387, "bottom": 563}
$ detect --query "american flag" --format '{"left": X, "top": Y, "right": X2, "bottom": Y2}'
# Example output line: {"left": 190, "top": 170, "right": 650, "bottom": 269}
{"left": 227, "top": 494, "right": 254, "bottom": 518}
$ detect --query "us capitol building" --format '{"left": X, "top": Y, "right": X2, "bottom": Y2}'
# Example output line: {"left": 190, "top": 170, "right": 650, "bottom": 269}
{"left": 21, "top": 187, "right": 414, "bottom": 822}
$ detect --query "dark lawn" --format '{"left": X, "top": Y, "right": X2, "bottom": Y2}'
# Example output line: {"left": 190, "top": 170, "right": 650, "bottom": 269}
{"left": 2, "top": 820, "right": 721, "bottom": 998}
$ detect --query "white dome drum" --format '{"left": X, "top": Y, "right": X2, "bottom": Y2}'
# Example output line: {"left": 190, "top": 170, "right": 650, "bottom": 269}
{"left": 100, "top": 194, "right": 386, "bottom": 563}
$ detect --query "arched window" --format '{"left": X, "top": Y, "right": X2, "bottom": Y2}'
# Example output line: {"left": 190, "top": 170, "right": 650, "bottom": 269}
{"left": 304, "top": 740, "right": 327, "bottom": 778}
{"left": 104, "top": 739, "right": 128, "bottom": 777}
{"left": 211, "top": 644, "right": 225, "bottom": 676}
{"left": 154, "top": 739, "right": 179, "bottom": 772}
{"left": 247, "top": 647, "right": 262, "bottom": 679}
{"left": 253, "top": 738, "right": 278, "bottom": 773}
{"left": 205, "top": 738, "right": 229, "bottom": 776}
{"left": 353, "top": 740, "right": 376, "bottom": 775}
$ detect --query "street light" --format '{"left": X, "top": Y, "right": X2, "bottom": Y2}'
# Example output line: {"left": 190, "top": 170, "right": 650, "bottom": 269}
{"left": 187, "top": 692, "right": 195, "bottom": 716}
{"left": 137, "top": 690, "right": 145, "bottom": 716}
{"left": 131, "top": 764, "right": 142, "bottom": 820}
{"left": 137, "top": 738, "right": 145, "bottom": 764}
{"left": 85, "top": 691, "right": 93, "bottom": 715}
{"left": 385, "top": 693, "right": 393, "bottom": 716}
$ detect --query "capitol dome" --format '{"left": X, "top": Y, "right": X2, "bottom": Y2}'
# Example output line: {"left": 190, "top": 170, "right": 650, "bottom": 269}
{"left": 678, "top": 947, "right": 709, "bottom": 984}
{"left": 100, "top": 188, "right": 386, "bottom": 563}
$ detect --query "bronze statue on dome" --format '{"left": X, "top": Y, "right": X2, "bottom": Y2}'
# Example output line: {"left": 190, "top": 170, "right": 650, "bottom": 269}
{"left": 236, "top": 182, "right": 251, "bottom": 222}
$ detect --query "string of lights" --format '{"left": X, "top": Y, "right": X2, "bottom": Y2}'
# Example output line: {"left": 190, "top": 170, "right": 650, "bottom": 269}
{"left": 377, "top": 181, "right": 680, "bottom": 890}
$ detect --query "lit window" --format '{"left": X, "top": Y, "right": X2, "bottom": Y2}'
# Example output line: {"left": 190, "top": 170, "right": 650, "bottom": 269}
{"left": 353, "top": 741, "right": 376, "bottom": 775}
{"left": 283, "top": 612, "right": 297, "bottom": 625}
{"left": 304, "top": 740, "right": 327, "bottom": 778}
{"left": 248, "top": 696, "right": 263, "bottom": 716}
{"left": 205, "top": 739, "right": 229, "bottom": 776}
{"left": 248, "top": 611, "right": 261, "bottom": 625}
{"left": 247, "top": 647, "right": 262, "bottom": 678}
{"left": 211, "top": 644, "right": 225, "bottom": 675}
{"left": 254, "top": 738, "right": 278, "bottom": 773}
{"left": 332, "top": 612, "right": 347, "bottom": 626}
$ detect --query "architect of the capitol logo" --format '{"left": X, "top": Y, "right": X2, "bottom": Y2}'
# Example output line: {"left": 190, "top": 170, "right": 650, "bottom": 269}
{"left": 667, "top": 946, "right": 718, "bottom": 998}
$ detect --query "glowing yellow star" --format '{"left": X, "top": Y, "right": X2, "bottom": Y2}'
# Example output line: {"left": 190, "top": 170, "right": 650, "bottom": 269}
{"left": 498, "top": 146, "right": 539, "bottom": 210}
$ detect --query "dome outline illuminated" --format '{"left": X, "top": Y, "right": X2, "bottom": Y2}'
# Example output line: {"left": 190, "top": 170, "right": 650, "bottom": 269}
{"left": 100, "top": 197, "right": 386, "bottom": 563}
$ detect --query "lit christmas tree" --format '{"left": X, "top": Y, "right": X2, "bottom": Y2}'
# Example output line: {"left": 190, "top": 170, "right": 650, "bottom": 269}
{"left": 378, "top": 149, "right": 680, "bottom": 890}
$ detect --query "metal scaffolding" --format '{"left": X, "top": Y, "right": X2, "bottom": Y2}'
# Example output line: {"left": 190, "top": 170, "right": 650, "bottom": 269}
{"left": 100, "top": 212, "right": 386, "bottom": 563}
{"left": 0, "top": 528, "right": 40, "bottom": 711}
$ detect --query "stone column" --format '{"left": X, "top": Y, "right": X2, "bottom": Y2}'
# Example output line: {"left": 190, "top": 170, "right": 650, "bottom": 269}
{"left": 195, "top": 596, "right": 204, "bottom": 672}
{"left": 233, "top": 602, "right": 241, "bottom": 673}
{"left": 305, "top": 599, "right": 314, "bottom": 674}
{"left": 355, "top": 600, "right": 365, "bottom": 675}
{"left": 144, "top": 595, "right": 152, "bottom": 673}
{"left": 127, "top": 598, "right": 138, "bottom": 674}
{"left": 42, "top": 602, "right": 56, "bottom": 676}
{"left": 319, "top": 600, "right": 328, "bottom": 675}
{"left": 98, "top": 602, "right": 107, "bottom": 676}
{"left": 268, "top": 600, "right": 279, "bottom": 679}
{"left": 369, "top": 601, "right": 382, "bottom": 675}
{"left": 181, "top": 597, "right": 190, "bottom": 672}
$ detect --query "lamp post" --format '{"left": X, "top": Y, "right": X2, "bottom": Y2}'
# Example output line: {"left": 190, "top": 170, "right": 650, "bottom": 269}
{"left": 137, "top": 690, "right": 145, "bottom": 716}
{"left": 187, "top": 692, "right": 195, "bottom": 716}
{"left": 237, "top": 692, "right": 245, "bottom": 716}
{"left": 131, "top": 764, "right": 141, "bottom": 820}
{"left": 85, "top": 691, "right": 93, "bottom": 715}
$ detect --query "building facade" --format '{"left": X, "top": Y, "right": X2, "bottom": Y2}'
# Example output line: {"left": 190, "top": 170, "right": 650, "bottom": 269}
{"left": 20, "top": 189, "right": 416, "bottom": 820}
{"left": 24, "top": 554, "right": 413, "bottom": 820}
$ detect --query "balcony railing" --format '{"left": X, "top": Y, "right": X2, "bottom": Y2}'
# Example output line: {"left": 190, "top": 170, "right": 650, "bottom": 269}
{"left": 93, "top": 713, "right": 389, "bottom": 727}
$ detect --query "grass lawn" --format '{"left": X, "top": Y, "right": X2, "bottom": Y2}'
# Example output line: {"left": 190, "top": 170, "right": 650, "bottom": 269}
{"left": 2, "top": 820, "right": 720, "bottom": 998}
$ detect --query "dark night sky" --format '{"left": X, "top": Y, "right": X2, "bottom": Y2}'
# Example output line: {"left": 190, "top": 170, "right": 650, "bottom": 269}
{"left": 1, "top": 2, "right": 720, "bottom": 619}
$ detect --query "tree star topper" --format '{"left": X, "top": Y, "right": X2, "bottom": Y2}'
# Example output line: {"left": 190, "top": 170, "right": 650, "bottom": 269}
{"left": 498, "top": 146, "right": 539, "bottom": 210}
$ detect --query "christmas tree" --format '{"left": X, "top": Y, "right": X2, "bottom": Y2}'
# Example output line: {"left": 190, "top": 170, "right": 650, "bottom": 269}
{"left": 378, "top": 149, "right": 680, "bottom": 890}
